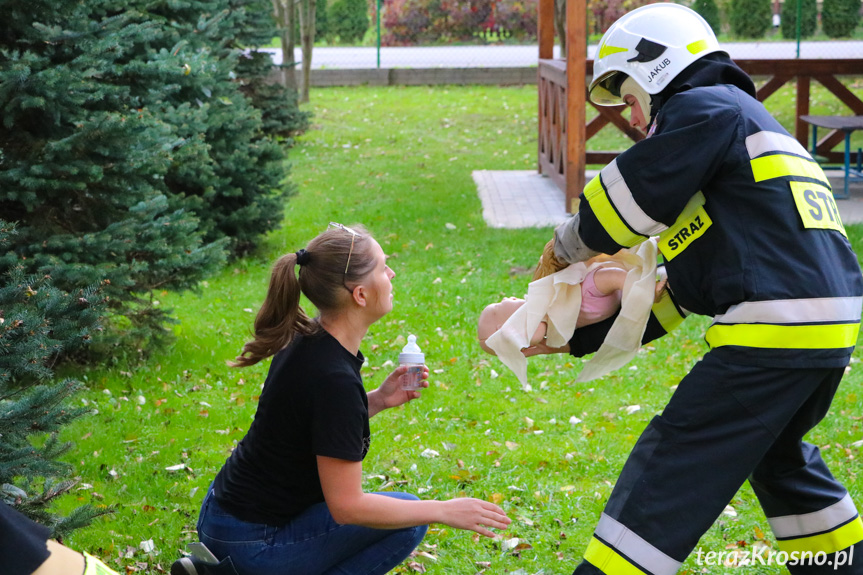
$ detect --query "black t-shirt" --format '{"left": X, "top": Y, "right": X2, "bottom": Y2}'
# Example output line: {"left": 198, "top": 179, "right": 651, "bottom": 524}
{"left": 0, "top": 502, "right": 51, "bottom": 575}
{"left": 213, "top": 329, "right": 370, "bottom": 525}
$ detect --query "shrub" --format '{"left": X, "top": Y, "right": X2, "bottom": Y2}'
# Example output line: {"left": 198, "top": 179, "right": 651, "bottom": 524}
{"left": 383, "top": 0, "right": 537, "bottom": 45}
{"left": 822, "top": 0, "right": 861, "bottom": 37}
{"left": 781, "top": 0, "right": 818, "bottom": 39}
{"left": 495, "top": 0, "right": 539, "bottom": 41}
{"left": 587, "top": 0, "right": 650, "bottom": 36}
{"left": 729, "top": 0, "right": 772, "bottom": 37}
{"left": 693, "top": 0, "right": 722, "bottom": 35}
{"left": 330, "top": 0, "right": 370, "bottom": 42}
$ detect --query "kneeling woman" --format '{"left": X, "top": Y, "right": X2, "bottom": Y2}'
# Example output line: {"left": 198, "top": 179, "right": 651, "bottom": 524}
{"left": 182, "top": 224, "right": 510, "bottom": 575}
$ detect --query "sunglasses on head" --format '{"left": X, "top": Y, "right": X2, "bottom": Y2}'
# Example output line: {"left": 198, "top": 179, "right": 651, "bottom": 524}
{"left": 328, "top": 222, "right": 358, "bottom": 276}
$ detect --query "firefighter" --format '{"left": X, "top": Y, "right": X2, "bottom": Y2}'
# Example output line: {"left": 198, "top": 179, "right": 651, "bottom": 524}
{"left": 552, "top": 4, "right": 863, "bottom": 574}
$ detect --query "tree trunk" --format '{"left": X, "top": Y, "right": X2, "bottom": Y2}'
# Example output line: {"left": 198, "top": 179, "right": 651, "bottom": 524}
{"left": 298, "top": 0, "right": 316, "bottom": 103}
{"left": 271, "top": 0, "right": 299, "bottom": 93}
{"left": 554, "top": 0, "right": 566, "bottom": 58}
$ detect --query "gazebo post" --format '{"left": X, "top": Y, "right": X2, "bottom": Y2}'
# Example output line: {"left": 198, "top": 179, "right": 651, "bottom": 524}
{"left": 538, "top": 0, "right": 554, "bottom": 62}
{"left": 537, "top": 0, "right": 555, "bottom": 173}
{"left": 565, "top": 0, "right": 587, "bottom": 214}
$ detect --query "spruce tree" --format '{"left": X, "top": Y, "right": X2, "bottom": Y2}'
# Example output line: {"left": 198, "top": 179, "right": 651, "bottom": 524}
{"left": 123, "top": 0, "right": 308, "bottom": 253}
{"left": 693, "top": 0, "right": 722, "bottom": 36}
{"left": 729, "top": 0, "right": 772, "bottom": 37}
{"left": 822, "top": 0, "right": 861, "bottom": 37}
{"left": 0, "top": 0, "right": 228, "bottom": 349}
{"left": 0, "top": 222, "right": 107, "bottom": 538}
{"left": 781, "top": 0, "right": 818, "bottom": 39}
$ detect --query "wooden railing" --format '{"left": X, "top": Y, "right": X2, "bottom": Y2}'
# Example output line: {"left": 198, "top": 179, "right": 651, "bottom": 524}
{"left": 538, "top": 58, "right": 863, "bottom": 211}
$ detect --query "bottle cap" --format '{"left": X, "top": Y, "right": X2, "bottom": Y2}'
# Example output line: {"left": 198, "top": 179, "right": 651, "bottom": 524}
{"left": 398, "top": 334, "right": 424, "bottom": 364}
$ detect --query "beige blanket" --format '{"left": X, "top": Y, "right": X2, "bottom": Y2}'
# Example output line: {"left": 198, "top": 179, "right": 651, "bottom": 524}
{"left": 485, "top": 238, "right": 658, "bottom": 386}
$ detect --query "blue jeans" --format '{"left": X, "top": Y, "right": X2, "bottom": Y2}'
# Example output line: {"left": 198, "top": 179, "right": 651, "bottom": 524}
{"left": 196, "top": 489, "right": 428, "bottom": 575}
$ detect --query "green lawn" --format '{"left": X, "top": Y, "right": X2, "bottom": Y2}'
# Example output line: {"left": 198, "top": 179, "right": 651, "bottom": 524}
{"left": 60, "top": 84, "right": 863, "bottom": 574}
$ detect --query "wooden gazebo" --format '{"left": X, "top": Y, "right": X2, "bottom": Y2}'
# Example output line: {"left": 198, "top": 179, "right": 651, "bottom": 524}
{"left": 537, "top": 0, "right": 863, "bottom": 213}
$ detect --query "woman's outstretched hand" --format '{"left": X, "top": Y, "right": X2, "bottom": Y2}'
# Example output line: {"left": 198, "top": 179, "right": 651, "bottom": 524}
{"left": 368, "top": 365, "right": 429, "bottom": 416}
{"left": 438, "top": 498, "right": 511, "bottom": 538}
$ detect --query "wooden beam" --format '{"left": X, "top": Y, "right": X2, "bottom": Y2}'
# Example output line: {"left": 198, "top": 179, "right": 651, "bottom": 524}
{"left": 591, "top": 100, "right": 644, "bottom": 143}
{"left": 816, "top": 131, "right": 848, "bottom": 158}
{"left": 585, "top": 115, "right": 610, "bottom": 140}
{"left": 565, "top": 0, "right": 586, "bottom": 214}
{"left": 538, "top": 0, "right": 555, "bottom": 60}
{"left": 814, "top": 75, "right": 863, "bottom": 114}
{"left": 586, "top": 152, "right": 624, "bottom": 164}
{"left": 736, "top": 59, "right": 863, "bottom": 76}
{"left": 795, "top": 76, "right": 810, "bottom": 147}
{"left": 755, "top": 74, "right": 792, "bottom": 102}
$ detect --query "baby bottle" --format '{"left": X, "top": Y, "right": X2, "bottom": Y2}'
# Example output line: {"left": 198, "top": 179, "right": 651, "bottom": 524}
{"left": 398, "top": 334, "right": 425, "bottom": 391}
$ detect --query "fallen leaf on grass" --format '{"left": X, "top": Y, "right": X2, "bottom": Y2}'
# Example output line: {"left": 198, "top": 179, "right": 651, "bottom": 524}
{"left": 449, "top": 469, "right": 478, "bottom": 483}
{"left": 501, "top": 538, "right": 521, "bottom": 552}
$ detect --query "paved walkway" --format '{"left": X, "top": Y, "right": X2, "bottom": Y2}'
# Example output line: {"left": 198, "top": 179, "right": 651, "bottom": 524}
{"left": 475, "top": 169, "right": 863, "bottom": 229}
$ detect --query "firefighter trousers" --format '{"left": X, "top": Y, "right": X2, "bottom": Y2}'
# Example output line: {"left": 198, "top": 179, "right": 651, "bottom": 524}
{"left": 573, "top": 351, "right": 863, "bottom": 575}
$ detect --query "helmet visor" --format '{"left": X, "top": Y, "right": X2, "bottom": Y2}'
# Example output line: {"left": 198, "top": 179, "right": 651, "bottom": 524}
{"left": 589, "top": 71, "right": 626, "bottom": 106}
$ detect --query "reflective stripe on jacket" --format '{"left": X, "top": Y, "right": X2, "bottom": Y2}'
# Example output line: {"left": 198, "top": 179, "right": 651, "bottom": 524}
{"left": 573, "top": 84, "right": 863, "bottom": 368}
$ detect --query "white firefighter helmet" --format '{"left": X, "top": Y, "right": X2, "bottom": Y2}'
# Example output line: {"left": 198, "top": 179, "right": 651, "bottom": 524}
{"left": 589, "top": 3, "right": 724, "bottom": 106}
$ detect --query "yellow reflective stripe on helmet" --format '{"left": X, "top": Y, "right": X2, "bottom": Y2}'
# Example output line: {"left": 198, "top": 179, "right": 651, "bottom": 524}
{"left": 653, "top": 294, "right": 686, "bottom": 334}
{"left": 776, "top": 517, "right": 863, "bottom": 556}
{"left": 750, "top": 154, "right": 828, "bottom": 184}
{"left": 705, "top": 322, "right": 860, "bottom": 350}
{"left": 584, "top": 174, "right": 645, "bottom": 248}
{"left": 584, "top": 537, "right": 649, "bottom": 575}
{"left": 599, "top": 44, "right": 629, "bottom": 59}
{"left": 687, "top": 39, "right": 709, "bottom": 54}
